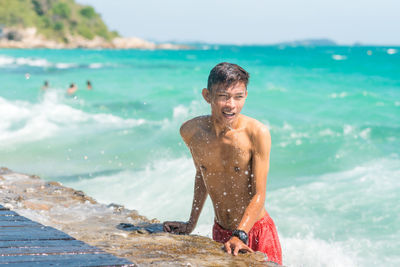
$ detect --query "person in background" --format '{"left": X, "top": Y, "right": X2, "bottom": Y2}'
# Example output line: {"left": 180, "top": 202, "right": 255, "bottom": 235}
{"left": 41, "top": 80, "right": 49, "bottom": 90}
{"left": 67, "top": 83, "right": 78, "bottom": 95}
{"left": 87, "top": 80, "right": 92, "bottom": 90}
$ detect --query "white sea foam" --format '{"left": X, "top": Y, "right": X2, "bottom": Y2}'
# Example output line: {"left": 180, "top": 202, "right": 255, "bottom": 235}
{"left": 282, "top": 122, "right": 293, "bottom": 130}
{"left": 342, "top": 124, "right": 372, "bottom": 140}
{"left": 332, "top": 54, "right": 347, "bottom": 61}
{"left": 0, "top": 55, "right": 52, "bottom": 68}
{"left": 318, "top": 128, "right": 337, "bottom": 137}
{"left": 268, "top": 158, "right": 400, "bottom": 267}
{"left": 64, "top": 157, "right": 214, "bottom": 224}
{"left": 0, "top": 90, "right": 146, "bottom": 146}
{"left": 0, "top": 55, "right": 15, "bottom": 65}
{"left": 89, "top": 63, "right": 103, "bottom": 69}
{"left": 63, "top": 156, "right": 217, "bottom": 240}
{"left": 160, "top": 100, "right": 207, "bottom": 131}
{"left": 281, "top": 235, "right": 359, "bottom": 267}
{"left": 172, "top": 104, "right": 189, "bottom": 119}
{"left": 0, "top": 54, "right": 107, "bottom": 69}
{"left": 329, "top": 92, "right": 348, "bottom": 98}
{"left": 55, "top": 62, "right": 78, "bottom": 69}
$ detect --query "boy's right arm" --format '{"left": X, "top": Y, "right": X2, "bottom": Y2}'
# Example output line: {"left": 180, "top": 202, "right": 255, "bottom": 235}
{"left": 163, "top": 120, "right": 208, "bottom": 234}
{"left": 163, "top": 168, "right": 208, "bottom": 234}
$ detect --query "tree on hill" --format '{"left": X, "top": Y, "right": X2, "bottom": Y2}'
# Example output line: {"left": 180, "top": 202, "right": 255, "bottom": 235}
{"left": 0, "top": 0, "right": 119, "bottom": 42}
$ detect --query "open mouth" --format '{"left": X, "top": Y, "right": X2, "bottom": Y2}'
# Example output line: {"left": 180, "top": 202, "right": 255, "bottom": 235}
{"left": 222, "top": 111, "right": 235, "bottom": 118}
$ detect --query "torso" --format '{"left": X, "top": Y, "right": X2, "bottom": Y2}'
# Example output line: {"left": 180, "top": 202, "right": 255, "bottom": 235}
{"left": 185, "top": 115, "right": 265, "bottom": 230}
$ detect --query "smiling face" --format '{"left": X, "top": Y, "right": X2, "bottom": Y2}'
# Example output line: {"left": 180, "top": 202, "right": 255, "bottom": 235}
{"left": 202, "top": 82, "right": 248, "bottom": 128}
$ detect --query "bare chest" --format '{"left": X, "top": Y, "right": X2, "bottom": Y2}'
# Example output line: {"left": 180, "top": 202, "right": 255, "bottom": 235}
{"left": 190, "top": 131, "right": 252, "bottom": 173}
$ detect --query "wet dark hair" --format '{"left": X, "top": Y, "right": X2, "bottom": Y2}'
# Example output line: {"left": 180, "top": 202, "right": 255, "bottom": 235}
{"left": 207, "top": 62, "right": 249, "bottom": 92}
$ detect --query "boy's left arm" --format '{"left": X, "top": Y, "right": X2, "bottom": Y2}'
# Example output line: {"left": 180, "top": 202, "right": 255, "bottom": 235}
{"left": 224, "top": 125, "right": 271, "bottom": 255}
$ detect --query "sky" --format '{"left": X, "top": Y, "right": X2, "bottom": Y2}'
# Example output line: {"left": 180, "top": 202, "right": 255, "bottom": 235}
{"left": 76, "top": 0, "right": 400, "bottom": 45}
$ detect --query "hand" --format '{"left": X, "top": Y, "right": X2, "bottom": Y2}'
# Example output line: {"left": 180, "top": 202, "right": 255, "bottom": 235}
{"left": 163, "top": 221, "right": 192, "bottom": 235}
{"left": 224, "top": 236, "right": 254, "bottom": 256}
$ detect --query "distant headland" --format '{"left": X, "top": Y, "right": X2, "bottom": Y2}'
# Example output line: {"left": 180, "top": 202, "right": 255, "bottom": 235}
{"left": 275, "top": 38, "right": 337, "bottom": 47}
{"left": 0, "top": 0, "right": 186, "bottom": 49}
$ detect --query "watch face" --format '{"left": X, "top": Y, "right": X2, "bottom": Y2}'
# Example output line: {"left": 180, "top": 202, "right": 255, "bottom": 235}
{"left": 233, "top": 230, "right": 248, "bottom": 244}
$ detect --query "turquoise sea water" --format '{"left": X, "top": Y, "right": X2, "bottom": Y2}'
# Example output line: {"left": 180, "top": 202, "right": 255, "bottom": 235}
{"left": 0, "top": 46, "right": 399, "bottom": 266}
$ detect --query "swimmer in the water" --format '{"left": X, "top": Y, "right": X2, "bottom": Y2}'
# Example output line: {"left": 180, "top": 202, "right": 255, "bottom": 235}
{"left": 67, "top": 83, "right": 78, "bottom": 95}
{"left": 41, "top": 80, "right": 49, "bottom": 90}
{"left": 87, "top": 80, "right": 92, "bottom": 90}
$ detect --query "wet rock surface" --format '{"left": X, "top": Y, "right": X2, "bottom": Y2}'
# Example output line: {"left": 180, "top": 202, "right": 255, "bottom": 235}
{"left": 0, "top": 167, "right": 281, "bottom": 266}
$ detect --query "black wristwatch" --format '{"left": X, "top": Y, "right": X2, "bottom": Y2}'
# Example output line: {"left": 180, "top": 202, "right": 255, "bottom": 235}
{"left": 232, "top": 229, "right": 248, "bottom": 245}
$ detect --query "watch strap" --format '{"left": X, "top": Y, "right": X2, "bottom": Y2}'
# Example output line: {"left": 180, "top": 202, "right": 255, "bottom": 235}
{"left": 232, "top": 229, "right": 248, "bottom": 244}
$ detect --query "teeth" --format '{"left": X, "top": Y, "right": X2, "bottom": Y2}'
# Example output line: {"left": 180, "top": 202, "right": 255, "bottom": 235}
{"left": 223, "top": 111, "right": 234, "bottom": 115}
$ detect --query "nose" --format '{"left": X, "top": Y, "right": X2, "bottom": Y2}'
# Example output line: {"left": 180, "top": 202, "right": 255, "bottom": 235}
{"left": 225, "top": 96, "right": 235, "bottom": 108}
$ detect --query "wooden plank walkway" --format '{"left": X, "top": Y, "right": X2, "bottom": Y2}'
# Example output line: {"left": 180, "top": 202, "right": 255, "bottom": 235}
{"left": 0, "top": 204, "right": 134, "bottom": 266}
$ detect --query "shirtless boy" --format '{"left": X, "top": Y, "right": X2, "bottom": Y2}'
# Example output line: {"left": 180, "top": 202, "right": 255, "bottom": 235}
{"left": 163, "top": 62, "right": 282, "bottom": 264}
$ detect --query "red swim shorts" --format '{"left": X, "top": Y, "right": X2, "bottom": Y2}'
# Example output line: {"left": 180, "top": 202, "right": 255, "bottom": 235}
{"left": 212, "top": 213, "right": 282, "bottom": 265}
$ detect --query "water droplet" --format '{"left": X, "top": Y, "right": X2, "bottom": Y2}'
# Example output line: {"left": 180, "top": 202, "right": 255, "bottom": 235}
{"left": 244, "top": 171, "right": 249, "bottom": 175}
{"left": 195, "top": 207, "right": 199, "bottom": 210}
{"left": 223, "top": 192, "right": 227, "bottom": 196}
{"left": 227, "top": 209, "right": 231, "bottom": 212}
{"left": 234, "top": 218, "right": 237, "bottom": 222}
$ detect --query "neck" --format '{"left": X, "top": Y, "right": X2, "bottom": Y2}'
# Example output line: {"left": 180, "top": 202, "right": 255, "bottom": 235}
{"left": 210, "top": 115, "right": 240, "bottom": 137}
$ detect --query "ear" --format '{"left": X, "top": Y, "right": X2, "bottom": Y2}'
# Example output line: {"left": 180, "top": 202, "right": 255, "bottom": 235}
{"left": 202, "top": 88, "right": 211, "bottom": 103}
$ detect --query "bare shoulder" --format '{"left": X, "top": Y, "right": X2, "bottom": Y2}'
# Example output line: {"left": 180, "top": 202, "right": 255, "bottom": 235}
{"left": 180, "top": 116, "right": 209, "bottom": 144}
{"left": 241, "top": 115, "right": 271, "bottom": 146}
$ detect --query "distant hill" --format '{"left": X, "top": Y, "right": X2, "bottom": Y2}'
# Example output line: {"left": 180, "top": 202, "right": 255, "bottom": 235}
{"left": 0, "top": 0, "right": 118, "bottom": 42}
{"left": 0, "top": 0, "right": 186, "bottom": 49}
{"left": 276, "top": 39, "right": 337, "bottom": 47}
